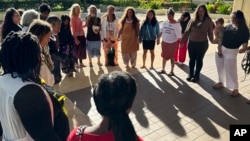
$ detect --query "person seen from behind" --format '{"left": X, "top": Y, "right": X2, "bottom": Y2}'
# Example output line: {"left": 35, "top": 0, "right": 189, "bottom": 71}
{"left": 0, "top": 31, "right": 62, "bottom": 140}
{"left": 67, "top": 71, "right": 143, "bottom": 141}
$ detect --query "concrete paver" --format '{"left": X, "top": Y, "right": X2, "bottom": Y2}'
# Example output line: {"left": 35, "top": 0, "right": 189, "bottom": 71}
{"left": 62, "top": 13, "right": 250, "bottom": 141}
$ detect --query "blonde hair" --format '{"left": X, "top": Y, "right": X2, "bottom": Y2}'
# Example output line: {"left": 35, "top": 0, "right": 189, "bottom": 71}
{"left": 69, "top": 3, "right": 81, "bottom": 18}
{"left": 88, "top": 5, "right": 97, "bottom": 16}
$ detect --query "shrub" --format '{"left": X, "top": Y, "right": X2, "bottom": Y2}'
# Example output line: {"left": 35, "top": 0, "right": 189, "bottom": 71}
{"left": 217, "top": 3, "right": 232, "bottom": 15}
{"left": 206, "top": 3, "right": 216, "bottom": 13}
{"left": 139, "top": 0, "right": 163, "bottom": 9}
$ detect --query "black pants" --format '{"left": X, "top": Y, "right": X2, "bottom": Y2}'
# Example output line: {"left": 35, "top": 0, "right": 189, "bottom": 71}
{"left": 188, "top": 40, "right": 208, "bottom": 78}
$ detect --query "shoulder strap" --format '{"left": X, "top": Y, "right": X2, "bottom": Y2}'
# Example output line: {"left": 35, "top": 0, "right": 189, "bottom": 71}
{"left": 76, "top": 125, "right": 87, "bottom": 141}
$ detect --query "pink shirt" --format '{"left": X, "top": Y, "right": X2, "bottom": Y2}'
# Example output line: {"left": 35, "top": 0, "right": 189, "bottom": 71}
{"left": 67, "top": 127, "right": 144, "bottom": 141}
{"left": 70, "top": 16, "right": 85, "bottom": 36}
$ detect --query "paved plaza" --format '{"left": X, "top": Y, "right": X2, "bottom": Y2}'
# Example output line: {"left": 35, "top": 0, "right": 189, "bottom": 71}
{"left": 1, "top": 12, "right": 250, "bottom": 141}
{"left": 60, "top": 13, "right": 250, "bottom": 141}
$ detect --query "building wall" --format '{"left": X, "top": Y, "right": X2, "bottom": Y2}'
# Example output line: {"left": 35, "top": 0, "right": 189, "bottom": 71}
{"left": 233, "top": 0, "right": 250, "bottom": 28}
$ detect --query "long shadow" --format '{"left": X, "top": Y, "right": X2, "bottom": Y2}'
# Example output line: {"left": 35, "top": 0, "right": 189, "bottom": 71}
{"left": 132, "top": 67, "right": 240, "bottom": 138}
{"left": 177, "top": 60, "right": 250, "bottom": 123}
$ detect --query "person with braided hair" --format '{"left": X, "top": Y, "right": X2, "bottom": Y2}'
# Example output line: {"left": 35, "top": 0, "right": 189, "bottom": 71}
{"left": 67, "top": 71, "right": 144, "bottom": 141}
{"left": 0, "top": 31, "right": 62, "bottom": 140}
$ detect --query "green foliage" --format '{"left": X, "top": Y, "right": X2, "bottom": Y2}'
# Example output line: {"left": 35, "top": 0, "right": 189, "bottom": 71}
{"left": 205, "top": 1, "right": 233, "bottom": 15}
{"left": 206, "top": 3, "right": 216, "bottom": 13}
{"left": 101, "top": 0, "right": 138, "bottom": 7}
{"left": 139, "top": 0, "right": 163, "bottom": 9}
{"left": 217, "top": 3, "right": 232, "bottom": 15}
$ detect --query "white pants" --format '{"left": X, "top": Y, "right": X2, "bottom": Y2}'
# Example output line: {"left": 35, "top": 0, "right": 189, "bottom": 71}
{"left": 215, "top": 46, "right": 239, "bottom": 89}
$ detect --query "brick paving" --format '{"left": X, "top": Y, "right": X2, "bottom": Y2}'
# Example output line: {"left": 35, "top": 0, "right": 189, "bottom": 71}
{"left": 1, "top": 12, "right": 250, "bottom": 141}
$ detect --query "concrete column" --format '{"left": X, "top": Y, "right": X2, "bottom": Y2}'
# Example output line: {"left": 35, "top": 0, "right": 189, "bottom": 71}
{"left": 233, "top": 0, "right": 250, "bottom": 28}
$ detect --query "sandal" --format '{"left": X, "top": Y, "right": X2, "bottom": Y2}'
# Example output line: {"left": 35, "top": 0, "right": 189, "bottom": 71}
{"left": 231, "top": 89, "right": 239, "bottom": 97}
{"left": 150, "top": 66, "right": 154, "bottom": 70}
{"left": 140, "top": 66, "right": 146, "bottom": 69}
{"left": 212, "top": 82, "right": 224, "bottom": 89}
{"left": 158, "top": 70, "right": 166, "bottom": 74}
{"left": 167, "top": 72, "right": 175, "bottom": 76}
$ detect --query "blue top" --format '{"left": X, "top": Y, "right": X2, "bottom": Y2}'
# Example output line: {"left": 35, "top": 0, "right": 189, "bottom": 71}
{"left": 139, "top": 21, "right": 160, "bottom": 41}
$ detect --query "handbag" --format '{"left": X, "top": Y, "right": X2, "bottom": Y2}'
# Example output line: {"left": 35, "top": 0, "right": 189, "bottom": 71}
{"left": 76, "top": 125, "right": 87, "bottom": 141}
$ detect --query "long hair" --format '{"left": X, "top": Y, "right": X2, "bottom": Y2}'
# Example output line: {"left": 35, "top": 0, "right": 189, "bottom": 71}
{"left": 93, "top": 71, "right": 138, "bottom": 141}
{"left": 60, "top": 14, "right": 70, "bottom": 30}
{"left": 142, "top": 9, "right": 157, "bottom": 27}
{"left": 232, "top": 10, "right": 248, "bottom": 29}
{"left": 120, "top": 7, "right": 139, "bottom": 30}
{"left": 0, "top": 31, "right": 41, "bottom": 83}
{"left": 193, "top": 4, "right": 211, "bottom": 22}
{"left": 69, "top": 3, "right": 81, "bottom": 18}
{"left": 1, "top": 8, "right": 18, "bottom": 40}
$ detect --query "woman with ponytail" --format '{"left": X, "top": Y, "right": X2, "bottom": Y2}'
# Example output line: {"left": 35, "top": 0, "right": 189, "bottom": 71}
{"left": 67, "top": 71, "right": 143, "bottom": 141}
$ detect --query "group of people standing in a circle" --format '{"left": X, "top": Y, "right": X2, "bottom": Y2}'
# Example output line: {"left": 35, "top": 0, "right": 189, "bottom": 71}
{"left": 0, "top": 2, "right": 249, "bottom": 141}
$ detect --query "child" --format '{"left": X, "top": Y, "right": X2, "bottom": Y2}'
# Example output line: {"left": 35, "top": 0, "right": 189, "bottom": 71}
{"left": 58, "top": 14, "right": 76, "bottom": 76}
{"left": 214, "top": 18, "right": 224, "bottom": 58}
{"left": 47, "top": 15, "right": 62, "bottom": 84}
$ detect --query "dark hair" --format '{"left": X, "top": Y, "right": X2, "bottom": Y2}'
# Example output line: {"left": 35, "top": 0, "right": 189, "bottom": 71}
{"left": 232, "top": 10, "right": 248, "bottom": 29}
{"left": 179, "top": 11, "right": 191, "bottom": 33}
{"left": 27, "top": 19, "right": 51, "bottom": 42}
{"left": 47, "top": 15, "right": 61, "bottom": 26}
{"left": 17, "top": 8, "right": 24, "bottom": 17}
{"left": 167, "top": 8, "right": 175, "bottom": 15}
{"left": 93, "top": 71, "right": 138, "bottom": 141}
{"left": 215, "top": 18, "right": 224, "bottom": 25}
{"left": 142, "top": 9, "right": 157, "bottom": 27}
{"left": 0, "top": 31, "right": 41, "bottom": 83}
{"left": 60, "top": 14, "right": 70, "bottom": 30}
{"left": 194, "top": 4, "right": 211, "bottom": 22}
{"left": 39, "top": 3, "right": 51, "bottom": 13}
{"left": 1, "top": 8, "right": 18, "bottom": 40}
{"left": 120, "top": 7, "right": 139, "bottom": 30}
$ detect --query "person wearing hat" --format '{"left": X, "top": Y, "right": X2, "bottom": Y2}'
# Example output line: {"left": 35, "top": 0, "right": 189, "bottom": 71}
{"left": 158, "top": 8, "right": 182, "bottom": 76}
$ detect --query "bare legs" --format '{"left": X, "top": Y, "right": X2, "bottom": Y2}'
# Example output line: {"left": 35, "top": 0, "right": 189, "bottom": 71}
{"left": 141, "top": 49, "right": 155, "bottom": 69}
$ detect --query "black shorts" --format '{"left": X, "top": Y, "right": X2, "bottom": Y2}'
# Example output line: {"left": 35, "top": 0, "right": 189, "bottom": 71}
{"left": 142, "top": 40, "right": 155, "bottom": 50}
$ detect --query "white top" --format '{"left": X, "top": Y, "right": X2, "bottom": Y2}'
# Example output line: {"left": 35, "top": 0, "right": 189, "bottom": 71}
{"left": 160, "top": 21, "right": 182, "bottom": 43}
{"left": 101, "top": 16, "right": 119, "bottom": 40}
{"left": 40, "top": 62, "right": 55, "bottom": 87}
{"left": 0, "top": 74, "right": 34, "bottom": 141}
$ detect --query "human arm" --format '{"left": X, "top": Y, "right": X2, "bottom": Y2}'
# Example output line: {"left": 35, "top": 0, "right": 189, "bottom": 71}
{"left": 156, "top": 22, "right": 160, "bottom": 45}
{"left": 14, "top": 84, "right": 61, "bottom": 141}
{"left": 181, "top": 20, "right": 192, "bottom": 43}
{"left": 207, "top": 19, "right": 215, "bottom": 43}
{"left": 239, "top": 42, "right": 249, "bottom": 53}
{"left": 70, "top": 18, "right": 80, "bottom": 45}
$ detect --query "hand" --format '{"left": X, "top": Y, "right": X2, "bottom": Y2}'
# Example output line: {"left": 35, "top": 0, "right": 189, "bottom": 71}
{"left": 157, "top": 38, "right": 160, "bottom": 45}
{"left": 239, "top": 48, "right": 246, "bottom": 53}
{"left": 75, "top": 39, "right": 80, "bottom": 45}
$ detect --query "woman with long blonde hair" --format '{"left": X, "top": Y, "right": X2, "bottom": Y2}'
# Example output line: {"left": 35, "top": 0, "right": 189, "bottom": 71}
{"left": 119, "top": 7, "right": 140, "bottom": 68}
{"left": 69, "top": 3, "right": 87, "bottom": 68}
